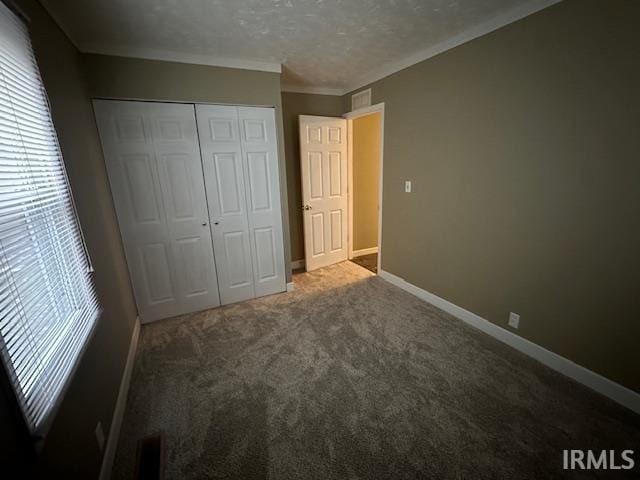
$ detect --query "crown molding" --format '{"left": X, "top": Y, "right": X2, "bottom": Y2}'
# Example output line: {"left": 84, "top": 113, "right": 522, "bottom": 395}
{"left": 342, "top": 0, "right": 562, "bottom": 94}
{"left": 280, "top": 84, "right": 344, "bottom": 96}
{"left": 79, "top": 43, "right": 282, "bottom": 74}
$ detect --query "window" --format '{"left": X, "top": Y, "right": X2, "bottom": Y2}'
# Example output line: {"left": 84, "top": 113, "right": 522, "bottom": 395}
{"left": 0, "top": 2, "right": 99, "bottom": 435}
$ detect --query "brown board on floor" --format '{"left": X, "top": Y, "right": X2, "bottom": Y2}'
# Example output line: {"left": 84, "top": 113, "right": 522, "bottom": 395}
{"left": 134, "top": 432, "right": 165, "bottom": 480}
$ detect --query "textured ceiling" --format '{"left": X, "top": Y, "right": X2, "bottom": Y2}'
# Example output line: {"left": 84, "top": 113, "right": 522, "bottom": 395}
{"left": 42, "top": 0, "right": 555, "bottom": 93}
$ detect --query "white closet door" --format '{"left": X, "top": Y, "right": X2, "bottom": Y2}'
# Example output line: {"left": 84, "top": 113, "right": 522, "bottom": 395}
{"left": 195, "top": 105, "right": 255, "bottom": 305}
{"left": 196, "top": 105, "right": 286, "bottom": 303}
{"left": 94, "top": 100, "right": 220, "bottom": 321}
{"left": 238, "top": 107, "right": 286, "bottom": 297}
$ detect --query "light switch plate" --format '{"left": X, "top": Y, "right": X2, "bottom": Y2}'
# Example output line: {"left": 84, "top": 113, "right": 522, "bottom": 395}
{"left": 405, "top": 180, "right": 412, "bottom": 193}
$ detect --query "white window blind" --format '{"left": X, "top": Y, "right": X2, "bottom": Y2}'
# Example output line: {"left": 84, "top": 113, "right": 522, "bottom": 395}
{"left": 0, "top": 1, "right": 99, "bottom": 435}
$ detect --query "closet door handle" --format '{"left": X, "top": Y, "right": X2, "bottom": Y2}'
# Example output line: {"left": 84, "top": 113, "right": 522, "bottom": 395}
{"left": 213, "top": 221, "right": 219, "bottom": 225}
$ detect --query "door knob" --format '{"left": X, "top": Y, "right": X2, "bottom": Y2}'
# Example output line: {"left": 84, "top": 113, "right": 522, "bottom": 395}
{"left": 303, "top": 205, "right": 312, "bottom": 211}
{"left": 213, "top": 221, "right": 219, "bottom": 225}
{"left": 202, "top": 222, "right": 208, "bottom": 226}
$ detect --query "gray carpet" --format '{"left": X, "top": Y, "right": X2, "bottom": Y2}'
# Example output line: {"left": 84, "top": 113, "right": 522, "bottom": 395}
{"left": 113, "top": 262, "right": 640, "bottom": 479}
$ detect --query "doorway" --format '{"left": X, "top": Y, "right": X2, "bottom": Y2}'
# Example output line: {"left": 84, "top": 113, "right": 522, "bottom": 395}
{"left": 346, "top": 108, "right": 383, "bottom": 274}
{"left": 298, "top": 104, "right": 384, "bottom": 275}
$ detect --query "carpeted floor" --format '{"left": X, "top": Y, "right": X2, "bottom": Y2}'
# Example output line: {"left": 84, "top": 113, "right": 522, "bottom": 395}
{"left": 112, "top": 262, "right": 640, "bottom": 479}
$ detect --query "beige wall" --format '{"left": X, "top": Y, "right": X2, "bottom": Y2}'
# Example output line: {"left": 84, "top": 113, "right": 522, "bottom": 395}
{"left": 344, "top": 0, "right": 640, "bottom": 392}
{"left": 81, "top": 53, "right": 292, "bottom": 281}
{"left": 281, "top": 92, "right": 344, "bottom": 262}
{"left": 3, "top": 1, "right": 139, "bottom": 476}
{"left": 352, "top": 113, "right": 381, "bottom": 251}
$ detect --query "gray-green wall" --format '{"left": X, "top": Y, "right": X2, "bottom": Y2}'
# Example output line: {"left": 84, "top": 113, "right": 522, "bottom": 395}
{"left": 3, "top": 0, "right": 139, "bottom": 477}
{"left": 281, "top": 92, "right": 344, "bottom": 262}
{"left": 344, "top": 0, "right": 640, "bottom": 392}
{"left": 81, "top": 54, "right": 292, "bottom": 282}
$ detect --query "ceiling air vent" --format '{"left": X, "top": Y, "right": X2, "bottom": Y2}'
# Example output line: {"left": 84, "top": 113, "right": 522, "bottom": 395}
{"left": 351, "top": 89, "right": 372, "bottom": 111}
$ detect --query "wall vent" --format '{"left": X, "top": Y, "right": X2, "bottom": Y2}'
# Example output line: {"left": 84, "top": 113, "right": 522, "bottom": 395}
{"left": 351, "top": 89, "right": 372, "bottom": 111}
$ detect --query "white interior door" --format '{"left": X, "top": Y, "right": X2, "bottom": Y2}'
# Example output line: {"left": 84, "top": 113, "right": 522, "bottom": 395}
{"left": 299, "top": 115, "right": 348, "bottom": 271}
{"left": 196, "top": 105, "right": 286, "bottom": 303}
{"left": 94, "top": 100, "right": 220, "bottom": 321}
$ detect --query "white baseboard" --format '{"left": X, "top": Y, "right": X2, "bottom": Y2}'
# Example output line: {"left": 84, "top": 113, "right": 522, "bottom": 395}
{"left": 286, "top": 282, "right": 295, "bottom": 292}
{"left": 378, "top": 270, "right": 640, "bottom": 415}
{"left": 352, "top": 247, "right": 378, "bottom": 258}
{"left": 291, "top": 259, "right": 305, "bottom": 270}
{"left": 99, "top": 317, "right": 141, "bottom": 480}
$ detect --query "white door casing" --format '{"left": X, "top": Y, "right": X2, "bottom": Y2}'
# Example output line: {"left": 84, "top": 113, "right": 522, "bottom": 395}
{"left": 344, "top": 103, "right": 385, "bottom": 274}
{"left": 299, "top": 115, "right": 348, "bottom": 271}
{"left": 196, "top": 105, "right": 286, "bottom": 303}
{"left": 94, "top": 100, "right": 221, "bottom": 321}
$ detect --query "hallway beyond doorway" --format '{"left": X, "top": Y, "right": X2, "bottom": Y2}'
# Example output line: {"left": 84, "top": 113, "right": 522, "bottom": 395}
{"left": 350, "top": 252, "right": 377, "bottom": 274}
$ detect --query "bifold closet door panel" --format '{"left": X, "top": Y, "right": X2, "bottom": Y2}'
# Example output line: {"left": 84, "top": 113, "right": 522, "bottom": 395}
{"left": 195, "top": 105, "right": 256, "bottom": 305}
{"left": 94, "top": 100, "right": 221, "bottom": 321}
{"left": 237, "top": 107, "right": 287, "bottom": 297}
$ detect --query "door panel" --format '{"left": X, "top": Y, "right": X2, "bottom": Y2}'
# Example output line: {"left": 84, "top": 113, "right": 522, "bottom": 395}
{"left": 94, "top": 100, "right": 220, "bottom": 321}
{"left": 246, "top": 152, "right": 272, "bottom": 211}
{"left": 196, "top": 105, "right": 256, "bottom": 305}
{"left": 121, "top": 154, "right": 160, "bottom": 223}
{"left": 213, "top": 153, "right": 244, "bottom": 216}
{"left": 311, "top": 213, "right": 325, "bottom": 256}
{"left": 329, "top": 152, "right": 342, "bottom": 197}
{"left": 330, "top": 210, "right": 343, "bottom": 251}
{"left": 222, "top": 231, "right": 254, "bottom": 288}
{"left": 114, "top": 115, "right": 145, "bottom": 142}
{"left": 238, "top": 106, "right": 287, "bottom": 297}
{"left": 254, "top": 227, "right": 277, "bottom": 281}
{"left": 242, "top": 118, "right": 268, "bottom": 142}
{"left": 162, "top": 154, "right": 197, "bottom": 219}
{"left": 299, "top": 115, "right": 348, "bottom": 271}
{"left": 309, "top": 152, "right": 323, "bottom": 199}
{"left": 177, "top": 236, "right": 212, "bottom": 297}
{"left": 140, "top": 243, "right": 174, "bottom": 304}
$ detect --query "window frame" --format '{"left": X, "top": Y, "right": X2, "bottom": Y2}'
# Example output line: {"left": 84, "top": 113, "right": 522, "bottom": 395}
{"left": 0, "top": 0, "right": 101, "bottom": 445}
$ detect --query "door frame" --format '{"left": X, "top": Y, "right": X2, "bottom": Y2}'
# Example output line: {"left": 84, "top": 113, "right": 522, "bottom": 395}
{"left": 344, "top": 102, "right": 385, "bottom": 274}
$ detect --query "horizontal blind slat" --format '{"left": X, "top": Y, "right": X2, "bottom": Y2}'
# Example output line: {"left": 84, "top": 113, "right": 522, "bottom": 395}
{"left": 0, "top": 1, "right": 99, "bottom": 435}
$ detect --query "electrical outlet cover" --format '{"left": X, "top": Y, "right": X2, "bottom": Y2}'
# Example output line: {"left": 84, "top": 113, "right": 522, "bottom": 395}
{"left": 508, "top": 312, "right": 520, "bottom": 329}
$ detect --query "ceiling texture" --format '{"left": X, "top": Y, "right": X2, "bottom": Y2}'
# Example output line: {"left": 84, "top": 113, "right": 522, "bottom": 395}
{"left": 42, "top": 0, "right": 559, "bottom": 95}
